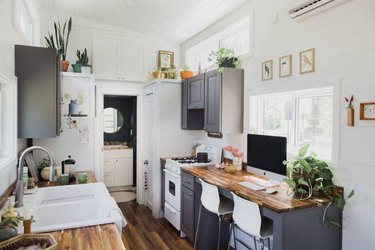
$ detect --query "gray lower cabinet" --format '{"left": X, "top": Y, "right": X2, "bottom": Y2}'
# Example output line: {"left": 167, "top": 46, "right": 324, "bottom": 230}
{"left": 181, "top": 171, "right": 196, "bottom": 242}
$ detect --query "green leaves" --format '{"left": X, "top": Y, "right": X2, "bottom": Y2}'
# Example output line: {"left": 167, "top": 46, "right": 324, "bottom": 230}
{"left": 284, "top": 179, "right": 296, "bottom": 188}
{"left": 298, "top": 144, "right": 309, "bottom": 157}
{"left": 44, "top": 17, "right": 72, "bottom": 61}
{"left": 348, "top": 189, "right": 355, "bottom": 199}
{"left": 318, "top": 168, "right": 333, "bottom": 180}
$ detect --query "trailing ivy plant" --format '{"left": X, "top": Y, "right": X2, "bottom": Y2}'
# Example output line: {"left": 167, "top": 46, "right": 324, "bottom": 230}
{"left": 284, "top": 144, "right": 355, "bottom": 228}
{"left": 208, "top": 48, "right": 240, "bottom": 73}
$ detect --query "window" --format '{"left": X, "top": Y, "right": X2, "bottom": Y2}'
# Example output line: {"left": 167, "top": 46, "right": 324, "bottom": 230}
{"left": 185, "top": 15, "right": 251, "bottom": 72}
{"left": 250, "top": 87, "right": 333, "bottom": 161}
{"left": 14, "top": 0, "right": 40, "bottom": 45}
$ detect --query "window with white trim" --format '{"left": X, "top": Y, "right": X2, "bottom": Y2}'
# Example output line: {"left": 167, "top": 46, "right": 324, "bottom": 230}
{"left": 14, "top": 0, "right": 40, "bottom": 45}
{"left": 250, "top": 87, "right": 333, "bottom": 161}
{"left": 185, "top": 15, "right": 251, "bottom": 72}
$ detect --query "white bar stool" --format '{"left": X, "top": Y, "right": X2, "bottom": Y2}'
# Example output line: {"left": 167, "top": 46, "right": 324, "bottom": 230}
{"left": 194, "top": 178, "right": 234, "bottom": 250}
{"left": 229, "top": 192, "right": 273, "bottom": 250}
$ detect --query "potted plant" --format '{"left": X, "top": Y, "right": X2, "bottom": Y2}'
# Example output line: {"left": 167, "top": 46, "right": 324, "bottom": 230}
{"left": 72, "top": 48, "right": 90, "bottom": 73}
{"left": 284, "top": 144, "right": 354, "bottom": 227}
{"left": 44, "top": 17, "right": 73, "bottom": 72}
{"left": 345, "top": 95, "right": 354, "bottom": 126}
{"left": 180, "top": 64, "right": 193, "bottom": 79}
{"left": 208, "top": 48, "right": 240, "bottom": 73}
{"left": 0, "top": 200, "right": 18, "bottom": 242}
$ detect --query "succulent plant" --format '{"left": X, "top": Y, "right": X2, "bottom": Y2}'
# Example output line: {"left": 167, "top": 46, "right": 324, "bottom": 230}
{"left": 76, "top": 48, "right": 89, "bottom": 66}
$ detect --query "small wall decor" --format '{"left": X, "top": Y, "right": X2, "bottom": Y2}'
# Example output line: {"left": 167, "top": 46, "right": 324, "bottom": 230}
{"left": 299, "top": 48, "right": 315, "bottom": 74}
{"left": 158, "top": 50, "right": 174, "bottom": 68}
{"left": 279, "top": 54, "right": 292, "bottom": 78}
{"left": 345, "top": 95, "right": 354, "bottom": 126}
{"left": 262, "top": 60, "right": 273, "bottom": 81}
{"left": 360, "top": 102, "right": 375, "bottom": 120}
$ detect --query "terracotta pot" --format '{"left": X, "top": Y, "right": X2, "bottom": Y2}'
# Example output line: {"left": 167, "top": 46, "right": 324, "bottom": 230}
{"left": 180, "top": 70, "right": 193, "bottom": 79}
{"left": 60, "top": 60, "right": 70, "bottom": 72}
{"left": 347, "top": 108, "right": 354, "bottom": 126}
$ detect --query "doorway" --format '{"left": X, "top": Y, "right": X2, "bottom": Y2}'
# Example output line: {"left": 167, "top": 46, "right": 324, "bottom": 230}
{"left": 103, "top": 95, "right": 137, "bottom": 202}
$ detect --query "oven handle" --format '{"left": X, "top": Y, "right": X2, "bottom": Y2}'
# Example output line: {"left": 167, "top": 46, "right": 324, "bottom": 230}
{"left": 163, "top": 169, "right": 180, "bottom": 179}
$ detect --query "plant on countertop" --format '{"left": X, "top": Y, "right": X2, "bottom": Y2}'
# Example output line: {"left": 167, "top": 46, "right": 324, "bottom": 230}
{"left": 284, "top": 144, "right": 354, "bottom": 227}
{"left": 0, "top": 200, "right": 19, "bottom": 242}
{"left": 38, "top": 157, "right": 51, "bottom": 173}
{"left": 180, "top": 64, "right": 193, "bottom": 79}
{"left": 44, "top": 17, "right": 73, "bottom": 72}
{"left": 208, "top": 48, "right": 240, "bottom": 73}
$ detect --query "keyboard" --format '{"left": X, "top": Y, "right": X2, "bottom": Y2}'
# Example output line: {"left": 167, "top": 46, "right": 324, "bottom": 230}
{"left": 255, "top": 180, "right": 281, "bottom": 188}
{"left": 239, "top": 181, "right": 266, "bottom": 191}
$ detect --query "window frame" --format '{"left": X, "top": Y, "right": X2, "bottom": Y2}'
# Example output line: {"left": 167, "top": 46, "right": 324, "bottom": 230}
{"left": 13, "top": 0, "right": 40, "bottom": 46}
{"left": 250, "top": 85, "right": 339, "bottom": 166}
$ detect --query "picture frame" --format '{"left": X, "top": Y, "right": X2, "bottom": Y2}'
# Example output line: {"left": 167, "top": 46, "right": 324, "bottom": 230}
{"left": 299, "top": 48, "right": 315, "bottom": 74}
{"left": 158, "top": 50, "right": 174, "bottom": 68}
{"left": 279, "top": 54, "right": 292, "bottom": 78}
{"left": 262, "top": 60, "right": 273, "bottom": 81}
{"left": 360, "top": 102, "right": 375, "bottom": 120}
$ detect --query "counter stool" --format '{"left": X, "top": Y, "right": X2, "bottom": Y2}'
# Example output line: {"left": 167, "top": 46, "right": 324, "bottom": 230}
{"left": 194, "top": 178, "right": 234, "bottom": 250}
{"left": 229, "top": 192, "right": 273, "bottom": 250}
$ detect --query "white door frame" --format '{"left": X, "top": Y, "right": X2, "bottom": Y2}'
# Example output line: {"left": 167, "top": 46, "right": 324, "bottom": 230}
{"left": 95, "top": 82, "right": 145, "bottom": 204}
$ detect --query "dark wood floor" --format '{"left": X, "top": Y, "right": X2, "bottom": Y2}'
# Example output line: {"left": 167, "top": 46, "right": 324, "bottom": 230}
{"left": 119, "top": 200, "right": 193, "bottom": 250}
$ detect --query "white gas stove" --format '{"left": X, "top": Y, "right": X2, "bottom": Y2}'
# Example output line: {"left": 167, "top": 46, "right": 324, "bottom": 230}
{"left": 163, "top": 144, "right": 222, "bottom": 234}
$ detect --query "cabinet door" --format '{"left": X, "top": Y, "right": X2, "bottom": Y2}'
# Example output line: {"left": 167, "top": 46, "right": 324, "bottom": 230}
{"left": 93, "top": 34, "right": 121, "bottom": 80}
{"left": 121, "top": 38, "right": 145, "bottom": 82}
{"left": 204, "top": 71, "right": 222, "bottom": 133}
{"left": 115, "top": 158, "right": 133, "bottom": 186}
{"left": 181, "top": 185, "right": 195, "bottom": 242}
{"left": 104, "top": 158, "right": 115, "bottom": 173}
{"left": 188, "top": 74, "right": 205, "bottom": 109}
{"left": 103, "top": 172, "right": 115, "bottom": 187}
{"left": 181, "top": 80, "right": 188, "bottom": 129}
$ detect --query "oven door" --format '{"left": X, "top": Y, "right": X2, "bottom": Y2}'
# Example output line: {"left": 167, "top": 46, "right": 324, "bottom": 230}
{"left": 164, "top": 169, "right": 181, "bottom": 211}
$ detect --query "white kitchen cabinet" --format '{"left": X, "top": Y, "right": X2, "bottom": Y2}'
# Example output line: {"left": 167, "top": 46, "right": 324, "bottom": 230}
{"left": 103, "top": 149, "right": 133, "bottom": 187}
{"left": 93, "top": 34, "right": 145, "bottom": 82}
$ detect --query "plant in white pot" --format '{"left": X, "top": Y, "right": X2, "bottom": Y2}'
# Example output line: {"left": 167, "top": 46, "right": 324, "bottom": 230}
{"left": 72, "top": 48, "right": 91, "bottom": 74}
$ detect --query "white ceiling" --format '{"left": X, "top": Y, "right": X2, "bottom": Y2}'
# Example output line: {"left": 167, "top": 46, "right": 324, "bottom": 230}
{"left": 37, "top": 0, "right": 249, "bottom": 43}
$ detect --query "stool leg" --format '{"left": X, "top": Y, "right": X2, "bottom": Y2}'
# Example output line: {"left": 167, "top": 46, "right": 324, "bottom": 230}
{"left": 227, "top": 223, "right": 233, "bottom": 250}
{"left": 260, "top": 238, "right": 264, "bottom": 250}
{"left": 253, "top": 237, "right": 258, "bottom": 250}
{"left": 217, "top": 215, "right": 222, "bottom": 250}
{"left": 233, "top": 224, "right": 237, "bottom": 250}
{"left": 194, "top": 204, "right": 203, "bottom": 250}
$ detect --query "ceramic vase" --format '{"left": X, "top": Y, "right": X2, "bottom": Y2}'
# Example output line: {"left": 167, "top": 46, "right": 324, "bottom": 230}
{"left": 347, "top": 108, "right": 354, "bottom": 126}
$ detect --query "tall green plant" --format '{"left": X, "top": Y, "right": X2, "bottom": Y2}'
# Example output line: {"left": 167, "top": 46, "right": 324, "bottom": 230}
{"left": 44, "top": 17, "right": 72, "bottom": 61}
{"left": 76, "top": 48, "right": 89, "bottom": 65}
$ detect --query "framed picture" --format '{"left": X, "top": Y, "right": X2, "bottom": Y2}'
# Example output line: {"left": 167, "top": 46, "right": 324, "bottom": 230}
{"left": 262, "top": 60, "right": 273, "bottom": 81}
{"left": 299, "top": 48, "right": 315, "bottom": 74}
{"left": 279, "top": 55, "right": 292, "bottom": 78}
{"left": 158, "top": 50, "right": 174, "bottom": 68}
{"left": 360, "top": 102, "right": 375, "bottom": 120}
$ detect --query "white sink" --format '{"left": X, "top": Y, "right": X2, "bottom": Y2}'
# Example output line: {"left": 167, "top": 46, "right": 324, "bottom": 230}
{"left": 16, "top": 182, "right": 126, "bottom": 233}
{"left": 35, "top": 182, "right": 110, "bottom": 205}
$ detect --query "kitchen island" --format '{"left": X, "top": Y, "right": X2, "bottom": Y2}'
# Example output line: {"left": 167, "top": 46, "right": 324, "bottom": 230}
{"left": 36, "top": 170, "right": 126, "bottom": 250}
{"left": 182, "top": 165, "right": 342, "bottom": 250}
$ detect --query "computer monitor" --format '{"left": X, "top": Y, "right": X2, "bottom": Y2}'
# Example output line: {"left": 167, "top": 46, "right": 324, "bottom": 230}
{"left": 247, "top": 134, "right": 287, "bottom": 182}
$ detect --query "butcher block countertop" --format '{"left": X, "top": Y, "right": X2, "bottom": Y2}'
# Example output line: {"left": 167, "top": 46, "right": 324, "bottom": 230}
{"left": 182, "top": 165, "right": 337, "bottom": 213}
{"left": 37, "top": 170, "right": 125, "bottom": 250}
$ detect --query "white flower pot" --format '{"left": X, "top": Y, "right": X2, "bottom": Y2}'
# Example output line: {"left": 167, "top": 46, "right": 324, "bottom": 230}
{"left": 81, "top": 66, "right": 91, "bottom": 74}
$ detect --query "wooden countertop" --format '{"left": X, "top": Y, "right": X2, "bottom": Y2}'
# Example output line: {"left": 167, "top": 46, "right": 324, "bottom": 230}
{"left": 182, "top": 165, "right": 333, "bottom": 213}
{"left": 37, "top": 170, "right": 125, "bottom": 250}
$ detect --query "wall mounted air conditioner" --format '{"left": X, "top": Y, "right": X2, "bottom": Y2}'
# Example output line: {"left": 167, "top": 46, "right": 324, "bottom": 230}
{"left": 287, "top": 0, "right": 352, "bottom": 21}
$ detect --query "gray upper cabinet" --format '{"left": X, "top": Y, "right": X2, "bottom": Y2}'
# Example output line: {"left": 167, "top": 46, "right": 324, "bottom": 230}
{"left": 204, "top": 68, "right": 244, "bottom": 134}
{"left": 15, "top": 45, "right": 61, "bottom": 138}
{"left": 187, "top": 74, "right": 205, "bottom": 109}
{"left": 181, "top": 80, "right": 204, "bottom": 130}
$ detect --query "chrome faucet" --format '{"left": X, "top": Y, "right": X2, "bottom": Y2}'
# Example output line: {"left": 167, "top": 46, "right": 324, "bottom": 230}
{"left": 15, "top": 146, "right": 56, "bottom": 207}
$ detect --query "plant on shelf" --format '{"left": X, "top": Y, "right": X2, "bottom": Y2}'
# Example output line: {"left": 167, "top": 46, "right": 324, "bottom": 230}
{"left": 208, "top": 48, "right": 239, "bottom": 73}
{"left": 180, "top": 64, "right": 193, "bottom": 79}
{"left": 72, "top": 48, "right": 90, "bottom": 73}
{"left": 284, "top": 144, "right": 354, "bottom": 227}
{"left": 345, "top": 95, "right": 354, "bottom": 126}
{"left": 44, "top": 17, "right": 73, "bottom": 72}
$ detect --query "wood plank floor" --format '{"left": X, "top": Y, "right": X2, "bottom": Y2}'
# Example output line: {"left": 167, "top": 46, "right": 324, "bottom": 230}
{"left": 119, "top": 200, "right": 193, "bottom": 250}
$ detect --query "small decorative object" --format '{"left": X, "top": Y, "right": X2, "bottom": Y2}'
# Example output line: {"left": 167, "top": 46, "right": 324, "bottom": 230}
{"left": 279, "top": 54, "right": 292, "bottom": 78}
{"left": 0, "top": 200, "right": 18, "bottom": 242}
{"left": 69, "top": 99, "right": 79, "bottom": 115}
{"left": 299, "top": 48, "right": 315, "bottom": 74}
{"left": 158, "top": 50, "right": 174, "bottom": 68}
{"left": 165, "top": 65, "right": 177, "bottom": 79}
{"left": 284, "top": 144, "right": 354, "bottom": 227}
{"left": 72, "top": 48, "right": 91, "bottom": 73}
{"left": 262, "top": 60, "right": 273, "bottom": 81}
{"left": 0, "top": 234, "right": 57, "bottom": 249}
{"left": 180, "top": 64, "right": 193, "bottom": 79}
{"left": 224, "top": 163, "right": 237, "bottom": 174}
{"left": 345, "top": 95, "right": 354, "bottom": 126}
{"left": 28, "top": 178, "right": 35, "bottom": 189}
{"left": 223, "top": 145, "right": 243, "bottom": 171}
{"left": 44, "top": 17, "right": 73, "bottom": 72}
{"left": 208, "top": 48, "right": 239, "bottom": 73}
{"left": 360, "top": 102, "right": 375, "bottom": 120}
{"left": 78, "top": 172, "right": 88, "bottom": 184}
{"left": 60, "top": 174, "right": 69, "bottom": 185}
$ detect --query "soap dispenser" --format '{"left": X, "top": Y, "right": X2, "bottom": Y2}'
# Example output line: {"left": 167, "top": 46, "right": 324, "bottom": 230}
{"left": 61, "top": 155, "right": 76, "bottom": 183}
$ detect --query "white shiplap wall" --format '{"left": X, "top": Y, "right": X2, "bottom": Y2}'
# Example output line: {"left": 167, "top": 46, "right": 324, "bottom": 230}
{"left": 182, "top": 0, "right": 375, "bottom": 249}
